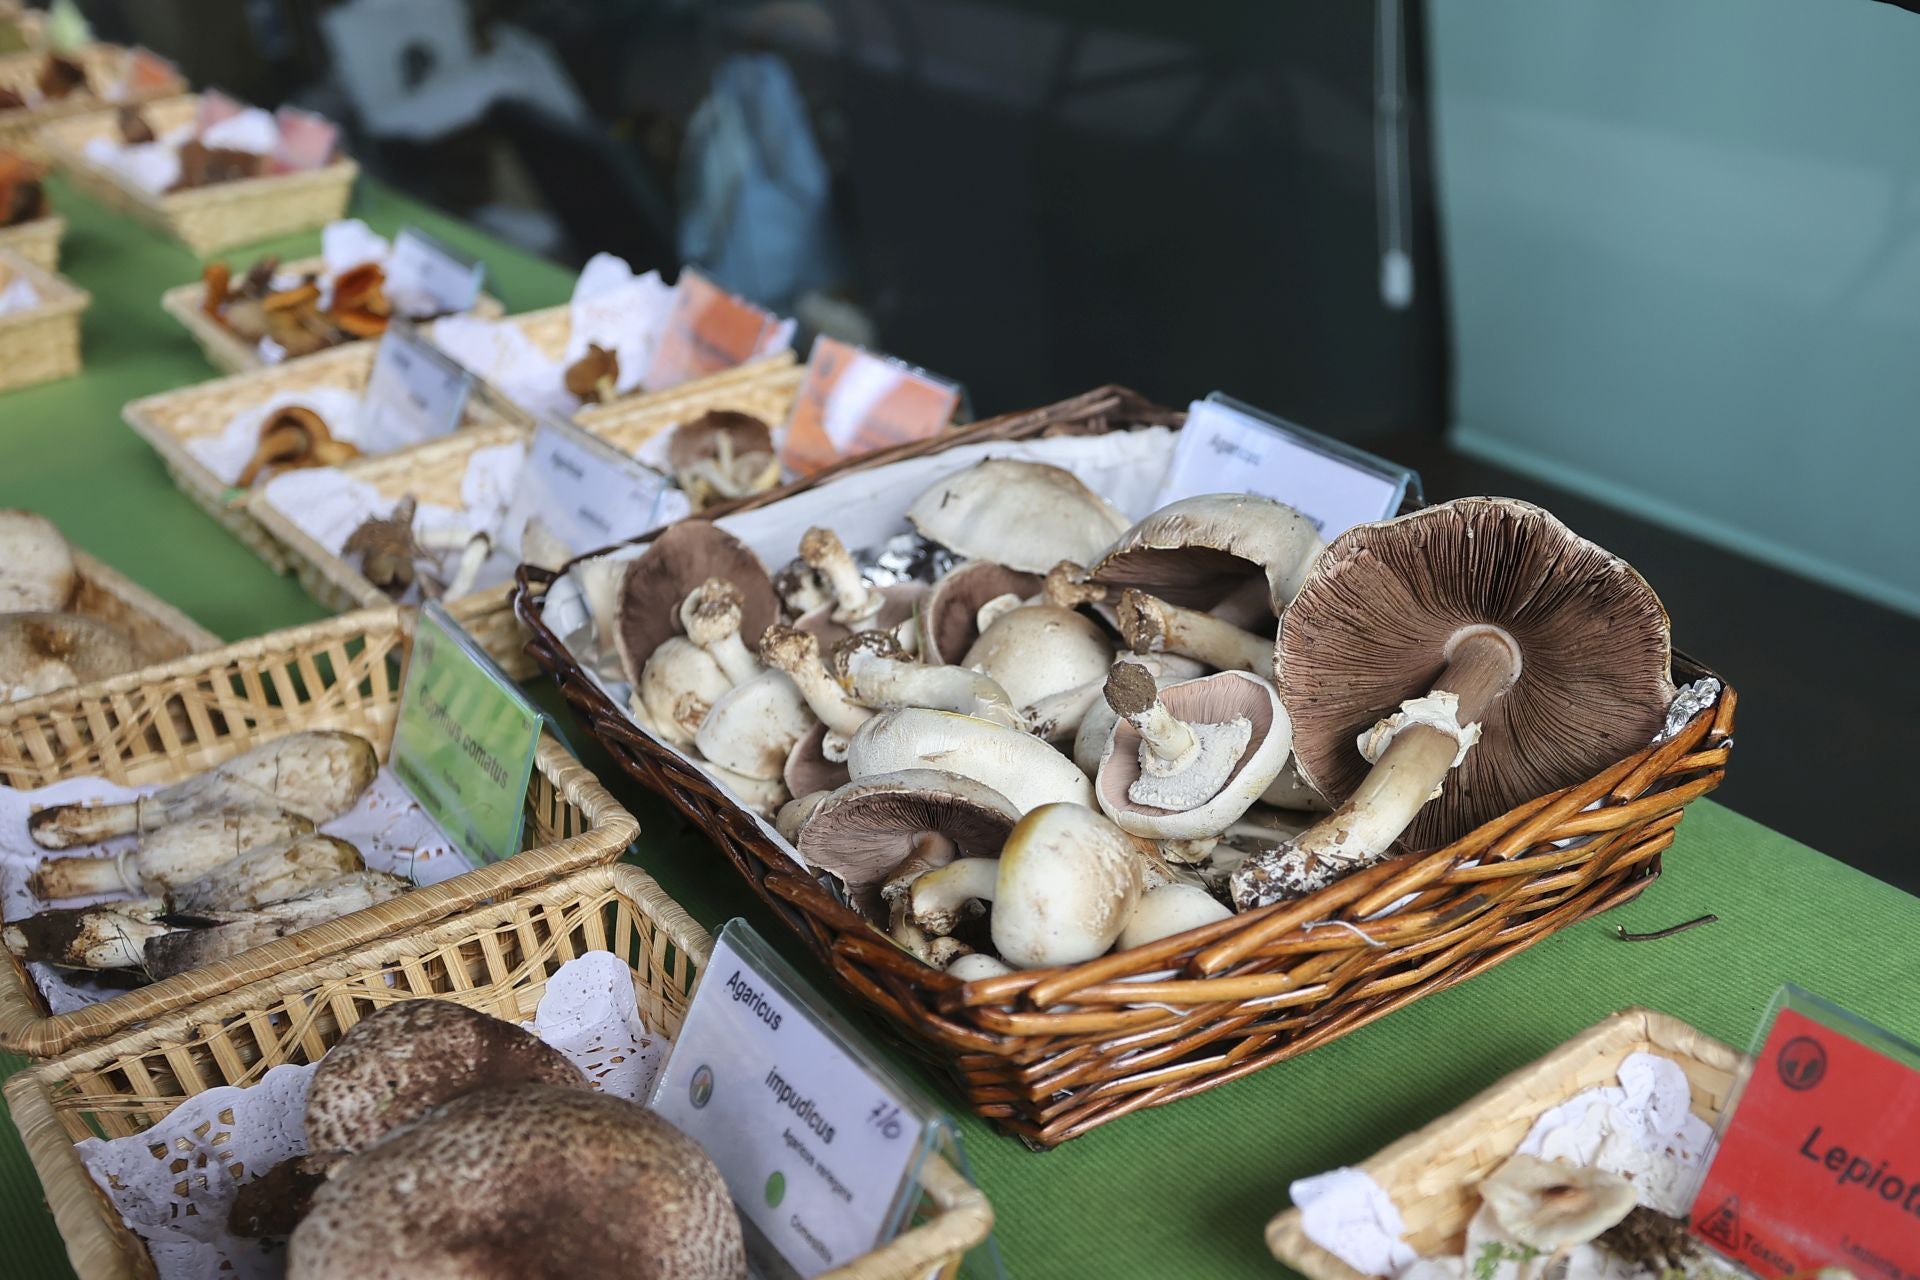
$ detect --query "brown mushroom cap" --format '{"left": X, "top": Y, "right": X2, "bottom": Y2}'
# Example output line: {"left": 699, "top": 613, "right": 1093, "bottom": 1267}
{"left": 797, "top": 768, "right": 1021, "bottom": 892}
{"left": 1278, "top": 497, "right": 1674, "bottom": 852}
{"left": 304, "top": 1001, "right": 587, "bottom": 1156}
{"left": 665, "top": 409, "right": 775, "bottom": 473}
{"left": 1089, "top": 493, "right": 1325, "bottom": 615}
{"left": 614, "top": 521, "right": 779, "bottom": 684}
{"left": 289, "top": 1084, "right": 746, "bottom": 1280}
{"left": 783, "top": 721, "right": 850, "bottom": 796}
{"left": 920, "top": 561, "right": 1043, "bottom": 665}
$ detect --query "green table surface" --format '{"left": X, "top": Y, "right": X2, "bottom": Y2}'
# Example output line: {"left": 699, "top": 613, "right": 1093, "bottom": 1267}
{"left": 3, "top": 178, "right": 1919, "bottom": 1280}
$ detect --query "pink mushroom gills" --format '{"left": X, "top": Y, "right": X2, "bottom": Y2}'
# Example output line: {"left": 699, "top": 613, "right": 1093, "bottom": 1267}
{"left": 1231, "top": 498, "right": 1676, "bottom": 909}
{"left": 906, "top": 458, "right": 1132, "bottom": 574}
{"left": 612, "top": 522, "right": 780, "bottom": 688}
{"left": 961, "top": 564, "right": 1116, "bottom": 737}
{"left": 1088, "top": 493, "right": 1325, "bottom": 623}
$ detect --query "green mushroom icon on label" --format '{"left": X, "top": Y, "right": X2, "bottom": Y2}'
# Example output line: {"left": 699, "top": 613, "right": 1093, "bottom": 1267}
{"left": 765, "top": 1170, "right": 786, "bottom": 1208}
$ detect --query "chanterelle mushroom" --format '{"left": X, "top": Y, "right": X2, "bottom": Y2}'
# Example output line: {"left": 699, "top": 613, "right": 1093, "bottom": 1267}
{"left": 1090, "top": 493, "right": 1325, "bottom": 622}
{"left": 1231, "top": 498, "right": 1676, "bottom": 908}
{"left": 613, "top": 522, "right": 780, "bottom": 687}
{"left": 906, "top": 458, "right": 1131, "bottom": 573}
{"left": 1478, "top": 1155, "right": 1638, "bottom": 1251}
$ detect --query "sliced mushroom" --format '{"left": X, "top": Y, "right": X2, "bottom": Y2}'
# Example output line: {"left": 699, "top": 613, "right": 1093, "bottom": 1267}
{"left": 0, "top": 510, "right": 77, "bottom": 612}
{"left": 846, "top": 707, "right": 1096, "bottom": 815}
{"left": 668, "top": 411, "right": 781, "bottom": 511}
{"left": 613, "top": 523, "right": 779, "bottom": 686}
{"left": 1, "top": 612, "right": 137, "bottom": 702}
{"left": 1095, "top": 664, "right": 1292, "bottom": 841}
{"left": 918, "top": 561, "right": 1042, "bottom": 665}
{"left": 1089, "top": 493, "right": 1325, "bottom": 620}
{"left": 1232, "top": 498, "right": 1675, "bottom": 908}
{"left": 906, "top": 459, "right": 1131, "bottom": 573}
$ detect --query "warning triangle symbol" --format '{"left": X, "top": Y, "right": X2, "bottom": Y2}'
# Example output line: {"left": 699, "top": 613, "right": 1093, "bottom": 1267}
{"left": 1699, "top": 1196, "right": 1742, "bottom": 1251}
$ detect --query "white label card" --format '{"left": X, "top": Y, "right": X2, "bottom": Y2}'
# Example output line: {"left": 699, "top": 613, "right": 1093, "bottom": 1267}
{"left": 357, "top": 322, "right": 475, "bottom": 453}
{"left": 1155, "top": 398, "right": 1412, "bottom": 539}
{"left": 497, "top": 418, "right": 673, "bottom": 560}
{"left": 385, "top": 227, "right": 486, "bottom": 317}
{"left": 653, "top": 924, "right": 933, "bottom": 1279}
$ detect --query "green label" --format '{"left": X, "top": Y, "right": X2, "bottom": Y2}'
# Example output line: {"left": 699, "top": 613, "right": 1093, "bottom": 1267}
{"left": 391, "top": 603, "right": 541, "bottom": 869}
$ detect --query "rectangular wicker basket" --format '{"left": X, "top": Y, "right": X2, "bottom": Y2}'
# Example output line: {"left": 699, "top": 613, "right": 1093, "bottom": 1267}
{"left": 121, "top": 338, "right": 516, "bottom": 574}
{"left": 0, "top": 244, "right": 86, "bottom": 391}
{"left": 0, "top": 605, "right": 638, "bottom": 1058}
{"left": 60, "top": 549, "right": 221, "bottom": 672}
{"left": 37, "top": 96, "right": 356, "bottom": 256}
{"left": 0, "top": 43, "right": 185, "bottom": 163}
{"left": 0, "top": 212, "right": 62, "bottom": 271}
{"left": 161, "top": 254, "right": 506, "bottom": 376}
{"left": 1266, "top": 1008, "right": 1742, "bottom": 1277}
{"left": 513, "top": 385, "right": 1739, "bottom": 1148}
{"left": 4, "top": 861, "right": 994, "bottom": 1280}
{"left": 246, "top": 355, "right": 806, "bottom": 678}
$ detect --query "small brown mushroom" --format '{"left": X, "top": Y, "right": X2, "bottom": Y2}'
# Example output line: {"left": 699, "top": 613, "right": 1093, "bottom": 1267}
{"left": 563, "top": 342, "right": 620, "bottom": 403}
{"left": 667, "top": 410, "right": 780, "bottom": 511}
{"left": 35, "top": 54, "right": 88, "bottom": 100}
{"left": 116, "top": 105, "right": 156, "bottom": 145}
{"left": 0, "top": 151, "right": 48, "bottom": 228}
{"left": 612, "top": 522, "right": 780, "bottom": 686}
{"left": 174, "top": 140, "right": 268, "bottom": 190}
{"left": 236, "top": 406, "right": 352, "bottom": 486}
{"left": 342, "top": 497, "right": 421, "bottom": 596}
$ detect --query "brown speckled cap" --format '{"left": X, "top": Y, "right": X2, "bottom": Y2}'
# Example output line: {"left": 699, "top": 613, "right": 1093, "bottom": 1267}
{"left": 1278, "top": 497, "right": 1674, "bottom": 852}
{"left": 665, "top": 410, "right": 774, "bottom": 473}
{"left": 614, "top": 521, "right": 778, "bottom": 684}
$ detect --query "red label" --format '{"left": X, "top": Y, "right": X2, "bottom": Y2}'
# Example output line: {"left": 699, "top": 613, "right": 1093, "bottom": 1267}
{"left": 645, "top": 270, "right": 780, "bottom": 390}
{"left": 1691, "top": 1006, "right": 1920, "bottom": 1280}
{"left": 779, "top": 337, "right": 958, "bottom": 477}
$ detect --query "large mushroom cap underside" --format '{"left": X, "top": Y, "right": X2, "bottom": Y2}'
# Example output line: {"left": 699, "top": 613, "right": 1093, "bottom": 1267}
{"left": 798, "top": 767, "right": 1020, "bottom": 889}
{"left": 1089, "top": 494, "right": 1325, "bottom": 613}
{"left": 289, "top": 1084, "right": 746, "bottom": 1280}
{"left": 906, "top": 458, "right": 1131, "bottom": 573}
{"left": 665, "top": 409, "right": 775, "bottom": 473}
{"left": 1279, "top": 497, "right": 1674, "bottom": 853}
{"left": 615, "top": 521, "right": 779, "bottom": 683}
{"left": 1096, "top": 670, "right": 1285, "bottom": 823}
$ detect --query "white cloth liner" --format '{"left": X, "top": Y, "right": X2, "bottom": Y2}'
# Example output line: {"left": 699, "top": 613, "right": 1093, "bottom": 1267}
{"left": 184, "top": 388, "right": 366, "bottom": 487}
{"left": 1, "top": 770, "right": 464, "bottom": 1015}
{"left": 0, "top": 275, "right": 41, "bottom": 315}
{"left": 73, "top": 950, "right": 669, "bottom": 1280}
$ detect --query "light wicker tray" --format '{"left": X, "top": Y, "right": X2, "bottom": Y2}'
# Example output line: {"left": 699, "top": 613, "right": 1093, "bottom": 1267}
{"left": 0, "top": 212, "right": 61, "bottom": 271}
{"left": 5, "top": 861, "right": 993, "bottom": 1280}
{"left": 162, "top": 253, "right": 506, "bottom": 376}
{"left": 248, "top": 355, "right": 805, "bottom": 678}
{"left": 0, "top": 42, "right": 184, "bottom": 163}
{"left": 121, "top": 339, "right": 516, "bottom": 574}
{"left": 1266, "top": 1008, "right": 1742, "bottom": 1278}
{"left": 0, "top": 605, "right": 639, "bottom": 1057}
{"left": 63, "top": 548, "right": 220, "bottom": 670}
{"left": 37, "top": 95, "right": 356, "bottom": 256}
{"left": 0, "top": 244, "right": 85, "bottom": 391}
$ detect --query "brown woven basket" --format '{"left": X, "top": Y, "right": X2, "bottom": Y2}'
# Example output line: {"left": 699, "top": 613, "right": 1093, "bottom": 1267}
{"left": 61, "top": 549, "right": 221, "bottom": 671}
{"left": 37, "top": 96, "right": 356, "bottom": 256}
{"left": 248, "top": 355, "right": 806, "bottom": 678}
{"left": 162, "top": 254, "right": 506, "bottom": 376}
{"left": 4, "top": 861, "right": 993, "bottom": 1280}
{"left": 0, "top": 605, "right": 638, "bottom": 1058}
{"left": 0, "top": 212, "right": 62, "bottom": 271}
{"left": 121, "top": 339, "right": 516, "bottom": 573}
{"left": 0, "top": 43, "right": 184, "bottom": 163}
{"left": 1266, "top": 1008, "right": 1741, "bottom": 1278}
{"left": 0, "top": 244, "right": 85, "bottom": 391}
{"left": 513, "top": 385, "right": 1738, "bottom": 1147}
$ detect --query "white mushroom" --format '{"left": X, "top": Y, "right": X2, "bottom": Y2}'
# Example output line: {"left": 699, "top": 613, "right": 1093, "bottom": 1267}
{"left": 758, "top": 624, "right": 869, "bottom": 755}
{"left": 1118, "top": 883, "right": 1233, "bottom": 949}
{"left": 1089, "top": 492, "right": 1325, "bottom": 619}
{"left": 946, "top": 953, "right": 1014, "bottom": 981}
{"left": 799, "top": 526, "right": 882, "bottom": 627}
{"left": 0, "top": 510, "right": 77, "bottom": 613}
{"left": 773, "top": 789, "right": 831, "bottom": 844}
{"left": 696, "top": 760, "right": 788, "bottom": 817}
{"left": 907, "top": 459, "right": 1131, "bottom": 573}
{"left": 1071, "top": 653, "right": 1208, "bottom": 777}
{"left": 963, "top": 575, "right": 1114, "bottom": 728}
{"left": 692, "top": 668, "right": 816, "bottom": 782}
{"left": 638, "top": 639, "right": 730, "bottom": 747}
{"left": 1477, "top": 1155, "right": 1638, "bottom": 1251}
{"left": 846, "top": 708, "right": 1096, "bottom": 814}
{"left": 839, "top": 638, "right": 1022, "bottom": 729}
{"left": 679, "top": 578, "right": 761, "bottom": 685}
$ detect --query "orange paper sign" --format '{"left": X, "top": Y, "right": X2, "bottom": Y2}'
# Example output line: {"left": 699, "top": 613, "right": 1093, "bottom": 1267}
{"left": 780, "top": 337, "right": 959, "bottom": 477}
{"left": 645, "top": 270, "right": 780, "bottom": 390}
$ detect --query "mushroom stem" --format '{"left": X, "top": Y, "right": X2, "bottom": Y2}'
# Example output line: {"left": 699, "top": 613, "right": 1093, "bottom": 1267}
{"left": 841, "top": 647, "right": 1022, "bottom": 729}
{"left": 1118, "top": 588, "right": 1271, "bottom": 674}
{"left": 1231, "top": 625, "right": 1523, "bottom": 907}
{"left": 681, "top": 579, "right": 761, "bottom": 685}
{"left": 974, "top": 592, "right": 1024, "bottom": 635}
{"left": 799, "top": 527, "right": 879, "bottom": 625}
{"left": 758, "top": 624, "right": 871, "bottom": 738}
{"left": 910, "top": 856, "right": 999, "bottom": 936}
{"left": 1022, "top": 678, "right": 1105, "bottom": 741}
{"left": 1042, "top": 561, "right": 1107, "bottom": 609}
{"left": 441, "top": 532, "right": 491, "bottom": 600}
{"left": 1103, "top": 662, "right": 1253, "bottom": 813}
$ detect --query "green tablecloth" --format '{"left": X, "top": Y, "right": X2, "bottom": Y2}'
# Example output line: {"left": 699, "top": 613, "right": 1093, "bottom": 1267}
{"left": 2, "top": 179, "right": 1918, "bottom": 1280}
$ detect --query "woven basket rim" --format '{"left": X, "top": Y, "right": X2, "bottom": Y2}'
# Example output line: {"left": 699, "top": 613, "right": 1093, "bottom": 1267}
{"left": 0, "top": 243, "right": 88, "bottom": 325}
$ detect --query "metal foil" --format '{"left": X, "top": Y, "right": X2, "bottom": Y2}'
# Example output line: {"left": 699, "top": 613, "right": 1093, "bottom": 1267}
{"left": 1654, "top": 677, "right": 1722, "bottom": 744}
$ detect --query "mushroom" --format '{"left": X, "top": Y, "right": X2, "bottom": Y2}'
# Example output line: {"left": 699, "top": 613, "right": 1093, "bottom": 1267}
{"left": 0, "top": 152, "right": 48, "bottom": 228}
{"left": 1478, "top": 1155, "right": 1637, "bottom": 1251}
{"left": 31, "top": 808, "right": 315, "bottom": 900}
{"left": 917, "top": 561, "right": 1042, "bottom": 665}
{"left": 906, "top": 459, "right": 1131, "bottom": 573}
{"left": 167, "top": 834, "right": 366, "bottom": 913}
{"left": 773, "top": 789, "right": 830, "bottom": 843}
{"left": 637, "top": 637, "right": 729, "bottom": 747}
{"left": 200, "top": 261, "right": 233, "bottom": 317}
{"left": 1071, "top": 653, "right": 1208, "bottom": 777}
{"left": 679, "top": 577, "right": 762, "bottom": 685}
{"left": 343, "top": 498, "right": 421, "bottom": 597}
{"left": 798, "top": 768, "right": 1020, "bottom": 901}
{"left": 35, "top": 53, "right": 87, "bottom": 99}
{"left": 793, "top": 527, "right": 923, "bottom": 644}
{"left": 757, "top": 624, "right": 868, "bottom": 755}
{"left": 847, "top": 708, "right": 1096, "bottom": 814}
{"left": 1089, "top": 493, "right": 1325, "bottom": 621}
{"left": 1231, "top": 498, "right": 1676, "bottom": 908}
{"left": 946, "top": 953, "right": 1014, "bottom": 981}
{"left": 236, "top": 406, "right": 358, "bottom": 486}
{"left": 116, "top": 106, "right": 158, "bottom": 146}
{"left": 431, "top": 530, "right": 492, "bottom": 600}
{"left": 0, "top": 613, "right": 137, "bottom": 702}
{"left": 1116, "top": 587, "right": 1272, "bottom": 675}
{"left": 0, "top": 510, "right": 77, "bottom": 612}
{"left": 693, "top": 665, "right": 816, "bottom": 782}
{"left": 667, "top": 410, "right": 781, "bottom": 511}
{"left": 1094, "top": 663, "right": 1292, "bottom": 841}
{"left": 909, "top": 803, "right": 1142, "bottom": 967}
{"left": 837, "top": 632, "right": 1022, "bottom": 728}
{"left": 1118, "top": 882, "right": 1233, "bottom": 949}
{"left": 563, "top": 342, "right": 620, "bottom": 403}
{"left": 613, "top": 522, "right": 780, "bottom": 687}
{"left": 288, "top": 1084, "right": 746, "bottom": 1280}
{"left": 783, "top": 724, "right": 849, "bottom": 796}
{"left": 961, "top": 569, "right": 1115, "bottom": 731}
{"left": 772, "top": 558, "right": 831, "bottom": 616}
{"left": 874, "top": 824, "right": 972, "bottom": 965}
{"left": 697, "top": 760, "right": 789, "bottom": 817}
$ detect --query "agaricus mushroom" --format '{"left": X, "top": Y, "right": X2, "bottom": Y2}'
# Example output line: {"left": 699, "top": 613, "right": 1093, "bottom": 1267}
{"left": 1095, "top": 663, "right": 1292, "bottom": 842}
{"left": 1232, "top": 498, "right": 1676, "bottom": 908}
{"left": 1478, "top": 1155, "right": 1637, "bottom": 1251}
{"left": 773, "top": 789, "right": 831, "bottom": 843}
{"left": 961, "top": 569, "right": 1115, "bottom": 732}
{"left": 917, "top": 561, "right": 1042, "bottom": 665}
{"left": 1118, "top": 882, "right": 1233, "bottom": 949}
{"left": 906, "top": 458, "right": 1131, "bottom": 573}
{"left": 909, "top": 802, "right": 1142, "bottom": 968}
{"left": 692, "top": 663, "right": 816, "bottom": 782}
{"left": 613, "top": 522, "right": 780, "bottom": 688}
{"left": 667, "top": 410, "right": 781, "bottom": 511}
{"left": 0, "top": 510, "right": 76, "bottom": 612}
{"left": 837, "top": 632, "right": 1022, "bottom": 728}
{"left": 679, "top": 577, "right": 762, "bottom": 681}
{"left": 946, "top": 953, "right": 1014, "bottom": 981}
{"left": 1071, "top": 653, "right": 1207, "bottom": 776}
{"left": 637, "top": 637, "right": 729, "bottom": 747}
{"left": 793, "top": 526, "right": 924, "bottom": 645}
{"left": 697, "top": 760, "right": 788, "bottom": 817}
{"left": 784, "top": 725, "right": 850, "bottom": 796}
{"left": 847, "top": 708, "right": 1096, "bottom": 814}
{"left": 1116, "top": 587, "right": 1273, "bottom": 675}
{"left": 288, "top": 1084, "right": 747, "bottom": 1280}
{"left": 758, "top": 624, "right": 870, "bottom": 757}
{"left": 798, "top": 768, "right": 1020, "bottom": 901}
{"left": 1089, "top": 493, "right": 1325, "bottom": 622}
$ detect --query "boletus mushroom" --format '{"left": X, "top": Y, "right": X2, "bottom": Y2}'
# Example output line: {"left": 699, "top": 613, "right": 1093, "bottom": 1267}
{"left": 667, "top": 410, "right": 781, "bottom": 511}
{"left": 0, "top": 510, "right": 77, "bottom": 612}
{"left": 1231, "top": 498, "right": 1675, "bottom": 908}
{"left": 1089, "top": 493, "right": 1325, "bottom": 623}
{"left": 288, "top": 1084, "right": 746, "bottom": 1280}
{"left": 906, "top": 458, "right": 1131, "bottom": 573}
{"left": 0, "top": 612, "right": 136, "bottom": 702}
{"left": 612, "top": 522, "right": 780, "bottom": 688}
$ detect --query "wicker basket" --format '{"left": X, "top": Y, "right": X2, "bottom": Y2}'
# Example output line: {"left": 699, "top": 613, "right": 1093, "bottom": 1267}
{"left": 4, "top": 862, "right": 993, "bottom": 1280}
{"left": 0, "top": 212, "right": 61, "bottom": 271}
{"left": 1267, "top": 1008, "right": 1741, "bottom": 1278}
{"left": 63, "top": 549, "right": 221, "bottom": 669}
{"left": 162, "top": 254, "right": 506, "bottom": 376}
{"left": 121, "top": 339, "right": 516, "bottom": 574}
{"left": 0, "top": 244, "right": 85, "bottom": 391}
{"left": 0, "top": 605, "right": 639, "bottom": 1058}
{"left": 0, "top": 43, "right": 184, "bottom": 163}
{"left": 248, "top": 356, "right": 807, "bottom": 679}
{"left": 37, "top": 96, "right": 356, "bottom": 256}
{"left": 513, "top": 385, "right": 1738, "bottom": 1148}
